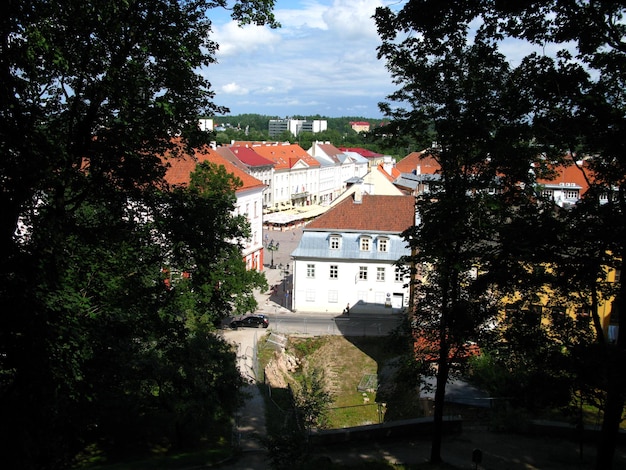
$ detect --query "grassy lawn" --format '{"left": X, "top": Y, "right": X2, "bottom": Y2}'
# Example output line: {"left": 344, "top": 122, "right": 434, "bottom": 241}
{"left": 258, "top": 335, "right": 425, "bottom": 431}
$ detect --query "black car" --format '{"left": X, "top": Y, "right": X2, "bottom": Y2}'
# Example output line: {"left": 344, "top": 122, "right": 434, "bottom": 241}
{"left": 230, "top": 314, "right": 269, "bottom": 329}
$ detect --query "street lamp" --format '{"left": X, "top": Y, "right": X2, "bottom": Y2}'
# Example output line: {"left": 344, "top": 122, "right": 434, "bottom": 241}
{"left": 267, "top": 240, "right": 279, "bottom": 269}
{"left": 279, "top": 263, "right": 290, "bottom": 309}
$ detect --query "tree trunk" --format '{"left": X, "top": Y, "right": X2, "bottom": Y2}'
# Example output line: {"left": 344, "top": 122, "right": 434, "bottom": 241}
{"left": 595, "top": 257, "right": 625, "bottom": 470}
{"left": 595, "top": 383, "right": 624, "bottom": 470}
{"left": 430, "top": 317, "right": 450, "bottom": 464}
{"left": 430, "top": 351, "right": 450, "bottom": 463}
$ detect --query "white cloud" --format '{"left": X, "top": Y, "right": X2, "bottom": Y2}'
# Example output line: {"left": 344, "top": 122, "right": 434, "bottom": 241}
{"left": 276, "top": 1, "right": 328, "bottom": 30}
{"left": 214, "top": 22, "right": 280, "bottom": 57}
{"left": 221, "top": 82, "right": 249, "bottom": 95}
{"left": 205, "top": 0, "right": 395, "bottom": 117}
{"left": 323, "top": 0, "right": 383, "bottom": 40}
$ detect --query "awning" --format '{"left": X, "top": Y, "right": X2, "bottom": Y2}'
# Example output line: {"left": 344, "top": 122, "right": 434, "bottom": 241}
{"left": 263, "top": 205, "right": 328, "bottom": 225}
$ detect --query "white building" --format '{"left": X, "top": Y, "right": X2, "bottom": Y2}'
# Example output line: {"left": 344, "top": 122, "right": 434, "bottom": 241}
{"left": 290, "top": 193, "right": 415, "bottom": 313}
{"left": 268, "top": 118, "right": 328, "bottom": 137}
{"left": 307, "top": 141, "right": 369, "bottom": 205}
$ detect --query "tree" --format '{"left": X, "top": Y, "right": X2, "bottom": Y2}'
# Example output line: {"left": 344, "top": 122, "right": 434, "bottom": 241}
{"left": 376, "top": 2, "right": 626, "bottom": 468}
{"left": 375, "top": 19, "right": 537, "bottom": 461}
{"left": 293, "top": 366, "right": 333, "bottom": 432}
{"left": 0, "top": 1, "right": 277, "bottom": 467}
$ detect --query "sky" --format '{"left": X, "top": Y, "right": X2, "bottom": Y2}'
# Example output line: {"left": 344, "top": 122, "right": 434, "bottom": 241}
{"left": 204, "top": 0, "right": 394, "bottom": 118}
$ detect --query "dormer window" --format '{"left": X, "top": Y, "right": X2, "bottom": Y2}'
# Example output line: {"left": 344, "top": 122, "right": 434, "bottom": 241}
{"left": 378, "top": 237, "right": 389, "bottom": 253}
{"left": 360, "top": 236, "right": 371, "bottom": 251}
{"left": 329, "top": 234, "right": 341, "bottom": 250}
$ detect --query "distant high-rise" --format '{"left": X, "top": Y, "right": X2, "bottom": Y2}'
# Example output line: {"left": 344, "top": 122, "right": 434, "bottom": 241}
{"left": 268, "top": 118, "right": 327, "bottom": 137}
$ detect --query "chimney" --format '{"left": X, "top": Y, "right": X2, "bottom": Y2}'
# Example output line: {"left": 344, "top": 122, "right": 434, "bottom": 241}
{"left": 354, "top": 187, "right": 362, "bottom": 204}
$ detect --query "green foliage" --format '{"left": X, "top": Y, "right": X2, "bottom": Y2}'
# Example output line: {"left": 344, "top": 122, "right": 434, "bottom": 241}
{"left": 290, "top": 337, "right": 326, "bottom": 358}
{"left": 293, "top": 367, "right": 334, "bottom": 431}
{"left": 375, "top": 2, "right": 626, "bottom": 466}
{"left": 0, "top": 1, "right": 276, "bottom": 468}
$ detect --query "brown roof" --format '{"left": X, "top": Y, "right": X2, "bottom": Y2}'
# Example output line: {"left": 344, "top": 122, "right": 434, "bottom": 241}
{"left": 316, "top": 143, "right": 344, "bottom": 163}
{"left": 535, "top": 159, "right": 591, "bottom": 193}
{"left": 306, "top": 194, "right": 415, "bottom": 233}
{"left": 396, "top": 151, "right": 441, "bottom": 175}
{"left": 163, "top": 141, "right": 265, "bottom": 193}
{"left": 250, "top": 143, "right": 320, "bottom": 170}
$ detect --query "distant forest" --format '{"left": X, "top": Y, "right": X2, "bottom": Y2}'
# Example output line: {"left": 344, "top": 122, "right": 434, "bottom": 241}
{"left": 209, "top": 113, "right": 429, "bottom": 158}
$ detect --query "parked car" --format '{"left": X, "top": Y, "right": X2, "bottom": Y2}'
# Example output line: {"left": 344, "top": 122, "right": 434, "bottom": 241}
{"left": 230, "top": 314, "right": 269, "bottom": 329}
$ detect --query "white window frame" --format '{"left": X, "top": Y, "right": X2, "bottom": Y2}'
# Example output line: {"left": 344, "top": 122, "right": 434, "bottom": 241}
{"left": 360, "top": 236, "right": 371, "bottom": 251}
{"left": 330, "top": 235, "right": 341, "bottom": 250}
{"left": 307, "top": 264, "right": 315, "bottom": 278}
{"left": 378, "top": 237, "right": 389, "bottom": 253}
{"left": 359, "top": 266, "right": 368, "bottom": 281}
{"left": 376, "top": 267, "right": 385, "bottom": 281}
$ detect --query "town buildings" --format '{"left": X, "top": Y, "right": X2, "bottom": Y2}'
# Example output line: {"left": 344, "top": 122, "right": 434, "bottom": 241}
{"left": 163, "top": 143, "right": 266, "bottom": 271}
{"left": 290, "top": 193, "right": 415, "bottom": 313}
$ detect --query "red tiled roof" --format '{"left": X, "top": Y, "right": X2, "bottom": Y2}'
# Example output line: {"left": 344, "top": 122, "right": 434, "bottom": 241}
{"left": 227, "top": 146, "right": 275, "bottom": 167}
{"left": 378, "top": 162, "right": 401, "bottom": 181}
{"left": 213, "top": 147, "right": 249, "bottom": 171}
{"left": 535, "top": 159, "right": 591, "bottom": 194}
{"left": 163, "top": 141, "right": 264, "bottom": 193}
{"left": 396, "top": 151, "right": 441, "bottom": 175}
{"left": 306, "top": 194, "right": 415, "bottom": 233}
{"left": 251, "top": 143, "right": 320, "bottom": 170}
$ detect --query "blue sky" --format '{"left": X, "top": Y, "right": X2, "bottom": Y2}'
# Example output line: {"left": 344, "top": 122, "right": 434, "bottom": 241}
{"left": 204, "top": 0, "right": 394, "bottom": 118}
{"left": 203, "top": 1, "right": 550, "bottom": 119}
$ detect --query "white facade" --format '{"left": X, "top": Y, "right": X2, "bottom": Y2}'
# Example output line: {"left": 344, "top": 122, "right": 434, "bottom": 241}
{"left": 247, "top": 166, "right": 273, "bottom": 208}
{"left": 268, "top": 119, "right": 328, "bottom": 137}
{"left": 235, "top": 187, "right": 265, "bottom": 271}
{"left": 198, "top": 118, "right": 214, "bottom": 131}
{"left": 291, "top": 230, "right": 411, "bottom": 313}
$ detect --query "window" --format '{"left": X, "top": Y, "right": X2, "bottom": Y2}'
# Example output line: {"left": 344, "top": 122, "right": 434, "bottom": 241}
{"left": 328, "top": 290, "right": 338, "bottom": 303}
{"left": 330, "top": 235, "right": 341, "bottom": 250}
{"left": 360, "top": 236, "right": 371, "bottom": 251}
{"left": 306, "top": 290, "right": 316, "bottom": 302}
{"left": 566, "top": 190, "right": 578, "bottom": 199}
{"left": 394, "top": 266, "right": 403, "bottom": 282}
{"left": 329, "top": 265, "right": 338, "bottom": 279}
{"left": 307, "top": 264, "right": 315, "bottom": 278}
{"left": 359, "top": 266, "right": 368, "bottom": 281}
{"left": 376, "top": 267, "right": 385, "bottom": 281}
{"left": 378, "top": 237, "right": 389, "bottom": 252}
